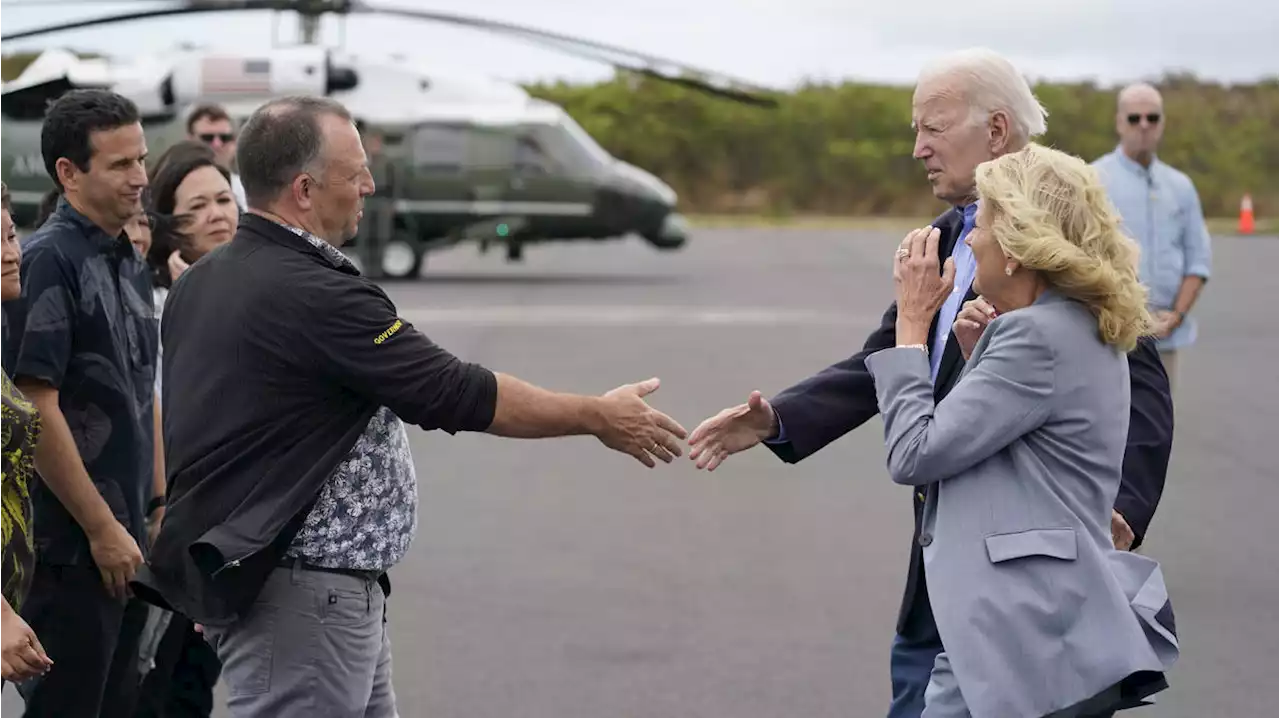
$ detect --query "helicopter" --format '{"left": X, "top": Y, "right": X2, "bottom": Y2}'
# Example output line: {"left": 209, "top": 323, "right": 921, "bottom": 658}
{"left": 0, "top": 0, "right": 779, "bottom": 278}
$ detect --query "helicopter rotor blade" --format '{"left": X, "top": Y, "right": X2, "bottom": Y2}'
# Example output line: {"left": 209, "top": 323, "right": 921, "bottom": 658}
{"left": 0, "top": 0, "right": 779, "bottom": 107}
{"left": 0, "top": 0, "right": 307, "bottom": 41}
{"left": 353, "top": 2, "right": 778, "bottom": 108}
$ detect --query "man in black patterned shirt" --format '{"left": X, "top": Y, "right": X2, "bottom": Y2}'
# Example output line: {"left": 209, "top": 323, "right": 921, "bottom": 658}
{"left": 132, "top": 95, "right": 688, "bottom": 717}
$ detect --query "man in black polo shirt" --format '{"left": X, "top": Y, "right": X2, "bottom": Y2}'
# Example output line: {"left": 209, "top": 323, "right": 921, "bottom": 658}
{"left": 133, "top": 95, "right": 688, "bottom": 717}
{"left": 2, "top": 90, "right": 156, "bottom": 716}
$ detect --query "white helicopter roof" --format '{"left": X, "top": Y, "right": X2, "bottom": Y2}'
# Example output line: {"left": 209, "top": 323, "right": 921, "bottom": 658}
{"left": 2, "top": 48, "right": 113, "bottom": 93}
{"left": 2, "top": 45, "right": 572, "bottom": 131}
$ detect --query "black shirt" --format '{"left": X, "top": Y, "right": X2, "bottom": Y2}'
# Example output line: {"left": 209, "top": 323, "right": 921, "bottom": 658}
{"left": 132, "top": 213, "right": 497, "bottom": 624}
{"left": 2, "top": 198, "right": 158, "bottom": 565}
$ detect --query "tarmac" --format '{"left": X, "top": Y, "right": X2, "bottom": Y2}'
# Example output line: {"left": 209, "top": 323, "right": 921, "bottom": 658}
{"left": 4, "top": 227, "right": 1277, "bottom": 717}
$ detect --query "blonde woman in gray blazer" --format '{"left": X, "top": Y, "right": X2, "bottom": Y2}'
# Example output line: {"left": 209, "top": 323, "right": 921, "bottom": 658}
{"left": 867, "top": 143, "right": 1179, "bottom": 718}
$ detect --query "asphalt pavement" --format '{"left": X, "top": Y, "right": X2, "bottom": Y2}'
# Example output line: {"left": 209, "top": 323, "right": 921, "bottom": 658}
{"left": 4, "top": 227, "right": 1276, "bottom": 717}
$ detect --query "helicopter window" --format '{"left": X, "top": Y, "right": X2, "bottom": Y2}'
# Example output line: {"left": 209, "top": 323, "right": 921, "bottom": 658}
{"left": 411, "top": 125, "right": 467, "bottom": 175}
{"left": 514, "top": 136, "right": 554, "bottom": 175}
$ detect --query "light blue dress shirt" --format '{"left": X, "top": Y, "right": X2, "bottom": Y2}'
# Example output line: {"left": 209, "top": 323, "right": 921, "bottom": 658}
{"left": 930, "top": 204, "right": 978, "bottom": 381}
{"left": 1092, "top": 146, "right": 1213, "bottom": 351}
{"left": 768, "top": 205, "right": 977, "bottom": 444}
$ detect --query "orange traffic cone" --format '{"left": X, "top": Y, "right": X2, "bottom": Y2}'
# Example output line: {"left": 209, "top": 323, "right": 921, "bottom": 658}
{"left": 1238, "top": 194, "right": 1255, "bottom": 234}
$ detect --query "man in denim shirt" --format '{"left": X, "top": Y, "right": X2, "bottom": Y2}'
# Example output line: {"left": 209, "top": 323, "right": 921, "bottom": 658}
{"left": 1093, "top": 82, "right": 1212, "bottom": 393}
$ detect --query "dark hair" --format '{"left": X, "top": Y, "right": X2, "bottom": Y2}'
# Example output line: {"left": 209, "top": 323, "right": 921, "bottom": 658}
{"left": 34, "top": 188, "right": 61, "bottom": 228}
{"left": 145, "top": 141, "right": 232, "bottom": 289}
{"left": 186, "top": 103, "right": 232, "bottom": 135}
{"left": 41, "top": 89, "right": 141, "bottom": 191}
{"left": 235, "top": 95, "right": 352, "bottom": 208}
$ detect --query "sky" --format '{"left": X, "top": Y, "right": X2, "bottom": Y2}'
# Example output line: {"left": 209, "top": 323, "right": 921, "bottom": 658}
{"left": 1, "top": 0, "right": 1277, "bottom": 90}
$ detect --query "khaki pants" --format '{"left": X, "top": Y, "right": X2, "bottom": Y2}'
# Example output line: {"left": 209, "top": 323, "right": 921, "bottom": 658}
{"left": 1158, "top": 350, "right": 1178, "bottom": 396}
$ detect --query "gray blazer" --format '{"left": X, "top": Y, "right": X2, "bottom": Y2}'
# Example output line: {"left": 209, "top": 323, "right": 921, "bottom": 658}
{"left": 866, "top": 289, "right": 1179, "bottom": 718}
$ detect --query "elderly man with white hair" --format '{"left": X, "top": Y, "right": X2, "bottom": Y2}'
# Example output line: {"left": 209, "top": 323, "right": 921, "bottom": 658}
{"left": 687, "top": 48, "right": 1175, "bottom": 718}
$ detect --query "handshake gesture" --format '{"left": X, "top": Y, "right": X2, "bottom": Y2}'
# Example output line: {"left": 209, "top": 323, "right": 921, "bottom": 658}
{"left": 583, "top": 380, "right": 777, "bottom": 472}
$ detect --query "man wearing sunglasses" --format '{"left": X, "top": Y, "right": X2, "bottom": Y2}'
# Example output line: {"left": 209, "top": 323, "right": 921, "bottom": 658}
{"left": 186, "top": 103, "right": 248, "bottom": 210}
{"left": 1093, "top": 82, "right": 1212, "bottom": 394}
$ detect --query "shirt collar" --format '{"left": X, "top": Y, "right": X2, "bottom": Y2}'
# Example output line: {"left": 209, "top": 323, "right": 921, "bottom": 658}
{"left": 53, "top": 196, "right": 134, "bottom": 255}
{"left": 1112, "top": 144, "right": 1159, "bottom": 177}
{"left": 263, "top": 217, "right": 360, "bottom": 274}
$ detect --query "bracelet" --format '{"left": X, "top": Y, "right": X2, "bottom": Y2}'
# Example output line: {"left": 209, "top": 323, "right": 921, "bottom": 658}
{"left": 897, "top": 343, "right": 928, "bottom": 353}
{"left": 147, "top": 496, "right": 166, "bottom": 516}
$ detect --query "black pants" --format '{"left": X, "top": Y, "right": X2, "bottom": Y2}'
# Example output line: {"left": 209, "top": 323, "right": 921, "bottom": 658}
{"left": 15, "top": 563, "right": 150, "bottom": 717}
{"left": 133, "top": 614, "right": 221, "bottom": 718}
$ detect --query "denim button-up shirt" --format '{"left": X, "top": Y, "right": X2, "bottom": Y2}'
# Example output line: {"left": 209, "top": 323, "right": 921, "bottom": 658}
{"left": 1093, "top": 147, "right": 1213, "bottom": 350}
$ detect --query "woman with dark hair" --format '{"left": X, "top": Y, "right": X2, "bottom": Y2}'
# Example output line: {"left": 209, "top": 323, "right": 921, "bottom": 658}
{"left": 0, "top": 182, "right": 54, "bottom": 684}
{"left": 131, "top": 142, "right": 236, "bottom": 718}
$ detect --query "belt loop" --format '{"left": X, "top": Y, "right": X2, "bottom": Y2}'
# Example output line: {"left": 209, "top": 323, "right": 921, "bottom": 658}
{"left": 365, "top": 581, "right": 371, "bottom": 613}
{"left": 290, "top": 555, "right": 303, "bottom": 583}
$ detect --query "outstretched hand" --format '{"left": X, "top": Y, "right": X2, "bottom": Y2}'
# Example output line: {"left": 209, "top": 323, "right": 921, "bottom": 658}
{"left": 687, "top": 390, "right": 777, "bottom": 471}
{"left": 595, "top": 378, "right": 688, "bottom": 467}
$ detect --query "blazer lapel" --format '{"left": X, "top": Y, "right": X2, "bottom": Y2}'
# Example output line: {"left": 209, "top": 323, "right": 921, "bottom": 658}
{"left": 928, "top": 208, "right": 970, "bottom": 400}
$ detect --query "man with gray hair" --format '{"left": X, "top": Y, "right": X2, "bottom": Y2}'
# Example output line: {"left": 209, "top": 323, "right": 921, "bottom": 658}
{"left": 132, "top": 95, "right": 688, "bottom": 716}
{"left": 687, "top": 48, "right": 1174, "bottom": 717}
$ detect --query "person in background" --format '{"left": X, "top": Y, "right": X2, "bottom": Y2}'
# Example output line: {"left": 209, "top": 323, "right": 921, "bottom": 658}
{"left": 185, "top": 103, "right": 247, "bottom": 209}
{"left": 1092, "top": 82, "right": 1211, "bottom": 395}
{"left": 33, "top": 189, "right": 61, "bottom": 230}
{"left": 132, "top": 140, "right": 237, "bottom": 718}
{"left": 685, "top": 48, "right": 1175, "bottom": 718}
{"left": 1, "top": 88, "right": 156, "bottom": 718}
{"left": 1, "top": 181, "right": 55, "bottom": 685}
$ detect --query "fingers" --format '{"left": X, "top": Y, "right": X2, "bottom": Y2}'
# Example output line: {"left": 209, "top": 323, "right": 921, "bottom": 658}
{"left": 628, "top": 445, "right": 656, "bottom": 468}
{"left": 925, "top": 226, "right": 942, "bottom": 261}
{"left": 652, "top": 410, "right": 688, "bottom": 441}
{"left": 747, "top": 390, "right": 763, "bottom": 410}
{"left": 909, "top": 226, "right": 928, "bottom": 259}
{"left": 652, "top": 430, "right": 683, "bottom": 461}
{"left": 940, "top": 256, "right": 956, "bottom": 287}
{"left": 26, "top": 631, "right": 51, "bottom": 667}
{"left": 630, "top": 377, "right": 660, "bottom": 397}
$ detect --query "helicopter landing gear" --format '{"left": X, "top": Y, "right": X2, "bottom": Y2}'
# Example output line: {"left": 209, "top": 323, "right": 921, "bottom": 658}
{"left": 380, "top": 236, "right": 424, "bottom": 279}
{"left": 505, "top": 240, "right": 525, "bottom": 262}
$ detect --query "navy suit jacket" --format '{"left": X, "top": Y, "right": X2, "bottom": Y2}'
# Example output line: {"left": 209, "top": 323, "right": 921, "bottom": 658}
{"left": 765, "top": 206, "right": 1175, "bottom": 635}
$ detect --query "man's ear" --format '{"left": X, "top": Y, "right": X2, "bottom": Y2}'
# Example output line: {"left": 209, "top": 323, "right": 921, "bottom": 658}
{"left": 292, "top": 174, "right": 313, "bottom": 210}
{"left": 989, "top": 111, "right": 1012, "bottom": 155}
{"left": 54, "top": 157, "right": 80, "bottom": 193}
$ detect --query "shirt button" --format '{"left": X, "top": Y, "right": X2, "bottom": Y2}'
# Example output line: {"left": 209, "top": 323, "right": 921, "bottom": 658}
{"left": 918, "top": 533, "right": 933, "bottom": 547}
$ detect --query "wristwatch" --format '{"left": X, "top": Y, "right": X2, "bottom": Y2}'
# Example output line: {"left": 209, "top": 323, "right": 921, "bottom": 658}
{"left": 897, "top": 343, "right": 928, "bottom": 353}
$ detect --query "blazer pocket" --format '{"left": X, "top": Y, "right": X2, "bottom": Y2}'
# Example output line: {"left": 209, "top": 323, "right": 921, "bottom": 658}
{"left": 984, "top": 527, "right": 1078, "bottom": 564}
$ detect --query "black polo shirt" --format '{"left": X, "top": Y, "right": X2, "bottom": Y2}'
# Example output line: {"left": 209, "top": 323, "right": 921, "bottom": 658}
{"left": 132, "top": 213, "right": 497, "bottom": 623}
{"left": 2, "top": 197, "right": 158, "bottom": 564}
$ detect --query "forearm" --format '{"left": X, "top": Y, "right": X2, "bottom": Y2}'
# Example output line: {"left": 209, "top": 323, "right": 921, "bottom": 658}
{"left": 1172, "top": 275, "right": 1206, "bottom": 315}
{"left": 484, "top": 373, "right": 604, "bottom": 439}
{"left": 22, "top": 386, "right": 117, "bottom": 538}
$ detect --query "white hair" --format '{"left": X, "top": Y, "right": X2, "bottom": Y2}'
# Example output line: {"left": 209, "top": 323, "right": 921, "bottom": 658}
{"left": 918, "top": 48, "right": 1049, "bottom": 143}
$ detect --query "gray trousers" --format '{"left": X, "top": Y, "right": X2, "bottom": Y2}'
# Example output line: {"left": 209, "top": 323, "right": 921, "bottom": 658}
{"left": 203, "top": 560, "right": 397, "bottom": 717}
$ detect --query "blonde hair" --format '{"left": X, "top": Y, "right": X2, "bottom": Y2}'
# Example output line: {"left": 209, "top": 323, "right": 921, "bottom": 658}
{"left": 974, "top": 143, "right": 1153, "bottom": 352}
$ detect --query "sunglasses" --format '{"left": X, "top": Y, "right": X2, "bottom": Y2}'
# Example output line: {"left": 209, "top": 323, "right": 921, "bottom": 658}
{"left": 1126, "top": 113, "right": 1161, "bottom": 126}
{"left": 198, "top": 132, "right": 235, "bottom": 144}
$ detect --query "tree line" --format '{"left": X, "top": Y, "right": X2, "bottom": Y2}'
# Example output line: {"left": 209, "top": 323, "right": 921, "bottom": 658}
{"left": 526, "top": 73, "right": 1278, "bottom": 218}
{"left": 3, "top": 52, "right": 1274, "bottom": 217}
